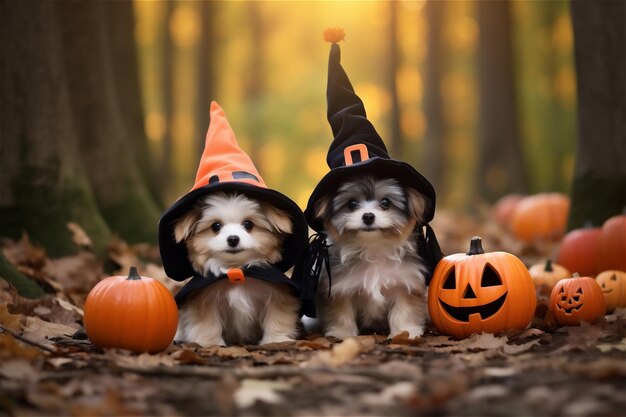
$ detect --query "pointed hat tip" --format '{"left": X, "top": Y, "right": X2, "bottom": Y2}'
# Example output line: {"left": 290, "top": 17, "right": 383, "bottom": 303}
{"left": 323, "top": 27, "right": 345, "bottom": 44}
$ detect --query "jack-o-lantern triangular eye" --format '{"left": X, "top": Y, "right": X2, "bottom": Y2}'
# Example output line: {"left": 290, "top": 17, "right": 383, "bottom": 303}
{"left": 559, "top": 286, "right": 565, "bottom": 293}
{"left": 576, "top": 288, "right": 583, "bottom": 294}
{"left": 611, "top": 274, "right": 617, "bottom": 281}
{"left": 442, "top": 267, "right": 456, "bottom": 289}
{"left": 481, "top": 264, "right": 502, "bottom": 287}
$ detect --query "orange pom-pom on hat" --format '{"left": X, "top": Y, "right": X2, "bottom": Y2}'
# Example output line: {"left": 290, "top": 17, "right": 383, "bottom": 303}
{"left": 323, "top": 27, "right": 345, "bottom": 44}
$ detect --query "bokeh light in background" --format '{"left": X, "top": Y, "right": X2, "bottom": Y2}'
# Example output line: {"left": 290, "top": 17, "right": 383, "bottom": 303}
{"left": 134, "top": 0, "right": 575, "bottom": 211}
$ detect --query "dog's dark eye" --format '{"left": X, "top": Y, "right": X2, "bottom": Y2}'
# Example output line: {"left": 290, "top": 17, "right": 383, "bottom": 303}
{"left": 242, "top": 220, "right": 254, "bottom": 231}
{"left": 347, "top": 200, "right": 358, "bottom": 210}
{"left": 211, "top": 222, "right": 222, "bottom": 232}
{"left": 380, "top": 198, "right": 391, "bottom": 209}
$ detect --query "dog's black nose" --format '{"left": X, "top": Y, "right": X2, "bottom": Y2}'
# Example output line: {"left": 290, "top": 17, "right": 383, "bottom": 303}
{"left": 227, "top": 235, "right": 240, "bottom": 247}
{"left": 362, "top": 213, "right": 375, "bottom": 226}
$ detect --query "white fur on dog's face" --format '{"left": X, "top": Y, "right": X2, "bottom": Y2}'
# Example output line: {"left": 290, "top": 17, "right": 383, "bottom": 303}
{"left": 173, "top": 193, "right": 292, "bottom": 276}
{"left": 315, "top": 177, "right": 427, "bottom": 244}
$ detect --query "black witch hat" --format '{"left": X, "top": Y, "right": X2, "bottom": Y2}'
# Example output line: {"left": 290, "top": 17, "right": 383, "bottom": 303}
{"left": 303, "top": 29, "right": 442, "bottom": 283}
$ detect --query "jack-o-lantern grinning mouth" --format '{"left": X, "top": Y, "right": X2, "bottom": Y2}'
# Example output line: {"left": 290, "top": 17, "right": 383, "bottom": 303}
{"left": 438, "top": 292, "right": 508, "bottom": 322}
{"left": 556, "top": 304, "right": 583, "bottom": 314}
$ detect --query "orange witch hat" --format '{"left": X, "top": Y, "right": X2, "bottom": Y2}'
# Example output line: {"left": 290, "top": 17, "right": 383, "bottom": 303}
{"left": 158, "top": 101, "right": 308, "bottom": 281}
{"left": 191, "top": 101, "right": 266, "bottom": 191}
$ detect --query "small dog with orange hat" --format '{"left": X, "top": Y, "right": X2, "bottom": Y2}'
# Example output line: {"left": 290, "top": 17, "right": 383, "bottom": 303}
{"left": 158, "top": 102, "right": 311, "bottom": 346}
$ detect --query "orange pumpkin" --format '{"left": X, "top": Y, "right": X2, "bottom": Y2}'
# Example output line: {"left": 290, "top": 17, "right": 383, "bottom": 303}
{"left": 528, "top": 259, "right": 571, "bottom": 295}
{"left": 549, "top": 275, "right": 605, "bottom": 326}
{"left": 492, "top": 194, "right": 525, "bottom": 227}
{"left": 596, "top": 214, "right": 626, "bottom": 272}
{"left": 84, "top": 267, "right": 178, "bottom": 353}
{"left": 428, "top": 237, "right": 537, "bottom": 339}
{"left": 596, "top": 270, "right": 626, "bottom": 313}
{"left": 510, "top": 193, "right": 569, "bottom": 243}
{"left": 557, "top": 224, "right": 602, "bottom": 277}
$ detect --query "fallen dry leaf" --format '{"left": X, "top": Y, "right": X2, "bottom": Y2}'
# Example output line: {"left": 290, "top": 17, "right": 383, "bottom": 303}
{"left": 234, "top": 379, "right": 289, "bottom": 408}
{"left": 436, "top": 332, "right": 508, "bottom": 353}
{"left": 361, "top": 381, "right": 416, "bottom": 406}
{"left": 66, "top": 222, "right": 92, "bottom": 248}
{"left": 22, "top": 316, "right": 78, "bottom": 347}
{"left": 309, "top": 337, "right": 363, "bottom": 367}
{"left": 0, "top": 302, "right": 25, "bottom": 331}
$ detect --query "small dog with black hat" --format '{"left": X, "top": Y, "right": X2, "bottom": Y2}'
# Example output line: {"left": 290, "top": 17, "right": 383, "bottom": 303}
{"left": 159, "top": 102, "right": 311, "bottom": 346}
{"left": 303, "top": 29, "right": 443, "bottom": 340}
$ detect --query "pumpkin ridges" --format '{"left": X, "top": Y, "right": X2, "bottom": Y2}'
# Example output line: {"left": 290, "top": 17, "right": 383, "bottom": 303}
{"left": 428, "top": 239, "right": 536, "bottom": 339}
{"left": 549, "top": 276, "right": 605, "bottom": 326}
{"left": 84, "top": 269, "right": 178, "bottom": 353}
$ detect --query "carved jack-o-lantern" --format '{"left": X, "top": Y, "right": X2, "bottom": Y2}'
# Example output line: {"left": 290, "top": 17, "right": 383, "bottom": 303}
{"left": 596, "top": 270, "right": 626, "bottom": 313}
{"left": 428, "top": 237, "right": 537, "bottom": 339}
{"left": 549, "top": 275, "right": 605, "bottom": 326}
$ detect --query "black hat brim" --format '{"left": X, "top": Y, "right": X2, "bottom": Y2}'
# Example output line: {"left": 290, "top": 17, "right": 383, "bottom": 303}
{"left": 159, "top": 182, "right": 308, "bottom": 281}
{"left": 304, "top": 157, "right": 436, "bottom": 232}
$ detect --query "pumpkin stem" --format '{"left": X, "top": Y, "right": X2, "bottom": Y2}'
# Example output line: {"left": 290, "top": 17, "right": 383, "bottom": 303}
{"left": 583, "top": 220, "right": 594, "bottom": 228}
{"left": 572, "top": 272, "right": 580, "bottom": 278}
{"left": 467, "top": 236, "right": 485, "bottom": 255}
{"left": 545, "top": 259, "right": 554, "bottom": 272}
{"left": 127, "top": 266, "right": 141, "bottom": 281}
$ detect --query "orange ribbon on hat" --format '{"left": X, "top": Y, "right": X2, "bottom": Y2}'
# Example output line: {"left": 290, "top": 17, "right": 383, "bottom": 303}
{"left": 191, "top": 101, "right": 267, "bottom": 191}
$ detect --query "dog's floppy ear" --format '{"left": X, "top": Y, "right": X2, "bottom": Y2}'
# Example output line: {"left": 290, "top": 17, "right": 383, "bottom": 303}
{"left": 173, "top": 209, "right": 201, "bottom": 243}
{"left": 314, "top": 195, "right": 331, "bottom": 220}
{"left": 407, "top": 189, "right": 427, "bottom": 225}
{"left": 263, "top": 204, "right": 293, "bottom": 234}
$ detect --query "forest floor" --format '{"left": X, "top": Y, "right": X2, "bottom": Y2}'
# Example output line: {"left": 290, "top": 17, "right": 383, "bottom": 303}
{"left": 1, "top": 210, "right": 625, "bottom": 417}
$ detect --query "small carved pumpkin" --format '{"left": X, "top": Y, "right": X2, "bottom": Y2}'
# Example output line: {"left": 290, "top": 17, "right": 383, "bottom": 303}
{"left": 84, "top": 267, "right": 178, "bottom": 353}
{"left": 596, "top": 214, "right": 626, "bottom": 272}
{"left": 528, "top": 259, "right": 571, "bottom": 295}
{"left": 428, "top": 237, "right": 537, "bottom": 339}
{"left": 557, "top": 223, "right": 602, "bottom": 277}
{"left": 549, "top": 275, "right": 605, "bottom": 326}
{"left": 510, "top": 193, "right": 569, "bottom": 243}
{"left": 596, "top": 270, "right": 626, "bottom": 313}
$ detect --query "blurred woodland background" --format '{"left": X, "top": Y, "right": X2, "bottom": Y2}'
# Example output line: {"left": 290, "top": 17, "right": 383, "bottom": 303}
{"left": 1, "top": 0, "right": 624, "bottom": 258}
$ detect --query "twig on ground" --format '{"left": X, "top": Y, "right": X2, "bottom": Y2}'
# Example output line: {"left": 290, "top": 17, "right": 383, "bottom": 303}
{"left": 0, "top": 323, "right": 56, "bottom": 353}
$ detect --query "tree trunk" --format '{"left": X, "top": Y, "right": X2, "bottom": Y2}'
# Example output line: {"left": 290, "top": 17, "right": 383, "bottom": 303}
{"left": 422, "top": 0, "right": 446, "bottom": 191}
{"left": 568, "top": 0, "right": 626, "bottom": 229}
{"left": 104, "top": 0, "right": 162, "bottom": 207}
{"left": 197, "top": 0, "right": 216, "bottom": 155}
{"left": 388, "top": 0, "right": 402, "bottom": 157}
{"left": 56, "top": 1, "right": 161, "bottom": 244}
{"left": 0, "top": 0, "right": 110, "bottom": 257}
{"left": 162, "top": 0, "right": 175, "bottom": 198}
{"left": 244, "top": 1, "right": 265, "bottom": 163}
{"left": 0, "top": 252, "right": 45, "bottom": 298}
{"left": 476, "top": 0, "right": 527, "bottom": 202}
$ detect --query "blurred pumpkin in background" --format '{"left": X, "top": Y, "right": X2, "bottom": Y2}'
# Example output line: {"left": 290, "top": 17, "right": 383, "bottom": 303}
{"left": 595, "top": 270, "right": 626, "bottom": 313}
{"left": 528, "top": 259, "right": 571, "bottom": 295}
{"left": 596, "top": 213, "right": 626, "bottom": 272}
{"left": 557, "top": 223, "right": 601, "bottom": 277}
{"left": 84, "top": 267, "right": 178, "bottom": 353}
{"left": 492, "top": 194, "right": 525, "bottom": 227}
{"left": 510, "top": 193, "right": 570, "bottom": 243}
